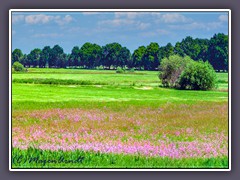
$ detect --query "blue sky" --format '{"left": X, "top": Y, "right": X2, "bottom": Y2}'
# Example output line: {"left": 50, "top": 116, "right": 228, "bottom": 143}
{"left": 11, "top": 11, "right": 229, "bottom": 54}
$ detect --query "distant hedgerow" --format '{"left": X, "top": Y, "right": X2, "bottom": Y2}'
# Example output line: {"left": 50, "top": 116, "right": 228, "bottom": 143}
{"left": 12, "top": 78, "right": 108, "bottom": 86}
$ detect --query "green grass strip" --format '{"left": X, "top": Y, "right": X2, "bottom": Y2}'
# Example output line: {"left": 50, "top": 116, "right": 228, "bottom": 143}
{"left": 12, "top": 78, "right": 108, "bottom": 86}
{"left": 12, "top": 147, "right": 228, "bottom": 169}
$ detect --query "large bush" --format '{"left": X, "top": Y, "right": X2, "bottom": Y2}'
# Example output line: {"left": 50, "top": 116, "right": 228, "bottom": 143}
{"left": 12, "top": 61, "right": 25, "bottom": 72}
{"left": 158, "top": 55, "right": 192, "bottom": 88}
{"left": 159, "top": 55, "right": 217, "bottom": 90}
{"left": 116, "top": 67, "right": 125, "bottom": 73}
{"left": 179, "top": 61, "right": 217, "bottom": 90}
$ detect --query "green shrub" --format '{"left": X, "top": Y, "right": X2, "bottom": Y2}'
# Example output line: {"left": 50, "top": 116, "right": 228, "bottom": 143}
{"left": 158, "top": 55, "right": 192, "bottom": 88}
{"left": 116, "top": 67, "right": 125, "bottom": 73}
{"left": 96, "top": 65, "right": 104, "bottom": 70}
{"left": 12, "top": 61, "right": 25, "bottom": 72}
{"left": 179, "top": 61, "right": 217, "bottom": 90}
{"left": 128, "top": 68, "right": 135, "bottom": 73}
{"left": 159, "top": 55, "right": 217, "bottom": 90}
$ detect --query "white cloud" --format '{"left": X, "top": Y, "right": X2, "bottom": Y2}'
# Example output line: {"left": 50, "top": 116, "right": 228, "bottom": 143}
{"left": 168, "top": 21, "right": 222, "bottom": 30}
{"left": 139, "top": 29, "right": 170, "bottom": 37}
{"left": 67, "top": 27, "right": 84, "bottom": 33}
{"left": 219, "top": 15, "right": 228, "bottom": 22}
{"left": 163, "top": 14, "right": 190, "bottom": 23}
{"left": 98, "top": 18, "right": 135, "bottom": 26}
{"left": 156, "top": 29, "right": 170, "bottom": 35}
{"left": 98, "top": 18, "right": 151, "bottom": 31}
{"left": 150, "top": 12, "right": 162, "bottom": 17}
{"left": 32, "top": 33, "right": 63, "bottom": 38}
{"left": 25, "top": 14, "right": 54, "bottom": 24}
{"left": 139, "top": 31, "right": 156, "bottom": 37}
{"left": 25, "top": 14, "right": 73, "bottom": 25}
{"left": 12, "top": 30, "right": 16, "bottom": 35}
{"left": 107, "top": 12, "right": 191, "bottom": 25}
{"left": 98, "top": 13, "right": 151, "bottom": 30}
{"left": 136, "top": 22, "right": 150, "bottom": 30}
{"left": 115, "top": 12, "right": 140, "bottom": 19}
{"left": 168, "top": 22, "right": 204, "bottom": 30}
{"left": 82, "top": 12, "right": 101, "bottom": 15}
{"left": 207, "top": 22, "right": 223, "bottom": 29}
{"left": 12, "top": 15, "right": 24, "bottom": 24}
{"left": 92, "top": 27, "right": 113, "bottom": 33}
{"left": 115, "top": 12, "right": 160, "bottom": 19}
{"left": 67, "top": 26, "right": 114, "bottom": 36}
{"left": 156, "top": 13, "right": 191, "bottom": 23}
{"left": 55, "top": 15, "right": 73, "bottom": 25}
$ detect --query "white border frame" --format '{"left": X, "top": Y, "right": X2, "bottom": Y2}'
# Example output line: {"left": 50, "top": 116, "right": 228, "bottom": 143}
{"left": 9, "top": 9, "right": 231, "bottom": 171}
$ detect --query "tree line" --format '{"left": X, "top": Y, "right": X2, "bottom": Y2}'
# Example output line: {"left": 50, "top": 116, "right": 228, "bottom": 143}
{"left": 12, "top": 33, "right": 228, "bottom": 71}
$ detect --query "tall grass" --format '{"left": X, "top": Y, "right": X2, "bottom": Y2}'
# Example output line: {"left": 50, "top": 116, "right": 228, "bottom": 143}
{"left": 12, "top": 148, "right": 228, "bottom": 168}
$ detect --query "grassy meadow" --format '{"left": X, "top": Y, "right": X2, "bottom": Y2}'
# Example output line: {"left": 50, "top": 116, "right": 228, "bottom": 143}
{"left": 11, "top": 68, "right": 229, "bottom": 169}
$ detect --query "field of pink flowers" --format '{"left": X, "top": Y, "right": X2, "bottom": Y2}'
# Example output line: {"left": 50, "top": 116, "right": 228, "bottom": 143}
{"left": 12, "top": 101, "right": 228, "bottom": 160}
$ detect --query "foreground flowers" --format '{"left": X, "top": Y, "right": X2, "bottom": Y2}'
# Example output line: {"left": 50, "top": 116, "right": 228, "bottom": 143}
{"left": 12, "top": 103, "right": 228, "bottom": 158}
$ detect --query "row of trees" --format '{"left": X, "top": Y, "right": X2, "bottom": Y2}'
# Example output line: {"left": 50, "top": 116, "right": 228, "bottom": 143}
{"left": 12, "top": 33, "right": 228, "bottom": 71}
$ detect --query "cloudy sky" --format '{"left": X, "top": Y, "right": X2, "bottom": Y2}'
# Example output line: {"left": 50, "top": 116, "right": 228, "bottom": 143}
{"left": 11, "top": 11, "right": 229, "bottom": 54}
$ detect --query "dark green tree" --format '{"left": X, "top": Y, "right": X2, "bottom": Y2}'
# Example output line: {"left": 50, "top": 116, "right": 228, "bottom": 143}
{"left": 80, "top": 43, "right": 102, "bottom": 69}
{"left": 49, "top": 45, "right": 64, "bottom": 68}
{"left": 195, "top": 38, "right": 209, "bottom": 61}
{"left": 158, "top": 43, "right": 175, "bottom": 63}
{"left": 164, "top": 43, "right": 174, "bottom": 58}
{"left": 69, "top": 46, "right": 80, "bottom": 68}
{"left": 132, "top": 46, "right": 146, "bottom": 70}
{"left": 118, "top": 47, "right": 131, "bottom": 68}
{"left": 174, "top": 42, "right": 185, "bottom": 57}
{"left": 28, "top": 48, "right": 41, "bottom": 67}
{"left": 57, "top": 53, "right": 67, "bottom": 68}
{"left": 102, "top": 42, "right": 122, "bottom": 69}
{"left": 39, "top": 46, "right": 51, "bottom": 68}
{"left": 12, "top": 49, "right": 23, "bottom": 64}
{"left": 179, "top": 36, "right": 194, "bottom": 57}
{"left": 143, "top": 42, "right": 160, "bottom": 70}
{"left": 176, "top": 37, "right": 210, "bottom": 61}
{"left": 207, "top": 33, "right": 228, "bottom": 71}
{"left": 19, "top": 54, "right": 28, "bottom": 67}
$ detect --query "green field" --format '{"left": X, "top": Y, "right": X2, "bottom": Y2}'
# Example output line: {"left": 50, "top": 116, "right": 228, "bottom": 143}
{"left": 11, "top": 68, "right": 229, "bottom": 169}
{"left": 12, "top": 68, "right": 228, "bottom": 88}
